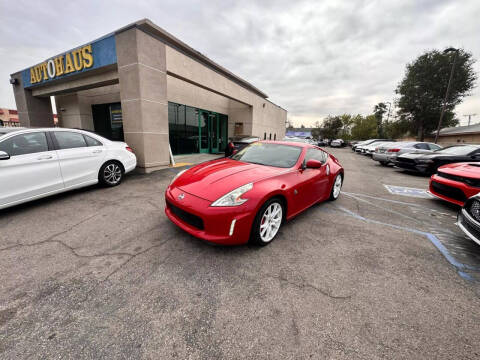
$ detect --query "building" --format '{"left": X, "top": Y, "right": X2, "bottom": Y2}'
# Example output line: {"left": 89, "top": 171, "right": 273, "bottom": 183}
{"left": 10, "top": 19, "right": 287, "bottom": 172}
{"left": 0, "top": 108, "right": 20, "bottom": 127}
{"left": 425, "top": 124, "right": 480, "bottom": 145}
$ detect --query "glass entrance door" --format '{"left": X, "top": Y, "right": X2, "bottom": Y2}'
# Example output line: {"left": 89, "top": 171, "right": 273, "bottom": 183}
{"left": 199, "top": 111, "right": 209, "bottom": 153}
{"left": 209, "top": 113, "right": 219, "bottom": 153}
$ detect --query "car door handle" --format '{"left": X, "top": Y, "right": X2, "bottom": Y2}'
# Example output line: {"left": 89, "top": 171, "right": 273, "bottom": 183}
{"left": 92, "top": 149, "right": 103, "bottom": 154}
{"left": 37, "top": 155, "right": 53, "bottom": 160}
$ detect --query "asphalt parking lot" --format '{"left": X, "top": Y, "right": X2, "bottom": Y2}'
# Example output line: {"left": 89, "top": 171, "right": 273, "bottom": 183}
{"left": 1, "top": 148, "right": 480, "bottom": 359}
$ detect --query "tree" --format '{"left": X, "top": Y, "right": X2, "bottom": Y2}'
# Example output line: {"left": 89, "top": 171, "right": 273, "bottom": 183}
{"left": 286, "top": 120, "right": 294, "bottom": 130}
{"left": 321, "top": 115, "right": 343, "bottom": 139}
{"left": 396, "top": 48, "right": 476, "bottom": 140}
{"left": 373, "top": 103, "right": 388, "bottom": 138}
{"left": 351, "top": 115, "right": 378, "bottom": 140}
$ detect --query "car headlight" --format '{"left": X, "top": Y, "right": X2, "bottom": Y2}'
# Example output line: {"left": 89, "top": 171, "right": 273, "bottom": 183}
{"left": 211, "top": 183, "right": 253, "bottom": 207}
{"left": 170, "top": 169, "right": 187, "bottom": 185}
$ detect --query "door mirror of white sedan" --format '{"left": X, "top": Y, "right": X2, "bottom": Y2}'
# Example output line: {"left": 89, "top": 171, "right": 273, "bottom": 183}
{"left": 0, "top": 151, "right": 10, "bottom": 160}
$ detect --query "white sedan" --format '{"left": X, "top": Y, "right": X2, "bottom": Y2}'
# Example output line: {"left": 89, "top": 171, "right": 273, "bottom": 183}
{"left": 0, "top": 128, "right": 136, "bottom": 210}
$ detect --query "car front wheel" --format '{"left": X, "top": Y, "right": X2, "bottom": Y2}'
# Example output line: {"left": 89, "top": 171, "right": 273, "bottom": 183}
{"left": 251, "top": 198, "right": 284, "bottom": 246}
{"left": 99, "top": 161, "right": 123, "bottom": 187}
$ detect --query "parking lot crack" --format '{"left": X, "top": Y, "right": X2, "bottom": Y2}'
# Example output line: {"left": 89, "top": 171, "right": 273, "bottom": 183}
{"left": 271, "top": 274, "right": 352, "bottom": 300}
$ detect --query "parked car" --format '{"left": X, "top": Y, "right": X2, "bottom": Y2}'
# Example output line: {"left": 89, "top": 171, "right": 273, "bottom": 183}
{"left": 0, "top": 128, "right": 137, "bottom": 210}
{"left": 358, "top": 140, "right": 395, "bottom": 155}
{"left": 317, "top": 139, "right": 327, "bottom": 146}
{"left": 429, "top": 163, "right": 480, "bottom": 206}
{"left": 232, "top": 135, "right": 260, "bottom": 152}
{"left": 457, "top": 194, "right": 480, "bottom": 246}
{"left": 354, "top": 139, "right": 391, "bottom": 153}
{"left": 330, "top": 139, "right": 344, "bottom": 148}
{"left": 165, "top": 141, "right": 344, "bottom": 246}
{"left": 372, "top": 142, "right": 442, "bottom": 166}
{"left": 393, "top": 144, "right": 480, "bottom": 175}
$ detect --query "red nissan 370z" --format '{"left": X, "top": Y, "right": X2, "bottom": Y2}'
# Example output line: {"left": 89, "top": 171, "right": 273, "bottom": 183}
{"left": 429, "top": 162, "right": 480, "bottom": 206}
{"left": 165, "top": 141, "right": 344, "bottom": 246}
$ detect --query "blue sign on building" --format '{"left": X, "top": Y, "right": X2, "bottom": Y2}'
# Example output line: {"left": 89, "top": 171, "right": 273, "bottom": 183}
{"left": 21, "top": 34, "right": 117, "bottom": 88}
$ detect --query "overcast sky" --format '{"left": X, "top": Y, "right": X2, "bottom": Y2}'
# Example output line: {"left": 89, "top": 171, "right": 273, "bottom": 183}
{"left": 1, "top": 0, "right": 479, "bottom": 126}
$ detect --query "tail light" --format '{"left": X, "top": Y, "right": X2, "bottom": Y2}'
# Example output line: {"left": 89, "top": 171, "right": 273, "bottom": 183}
{"left": 387, "top": 148, "right": 400, "bottom": 153}
{"left": 126, "top": 146, "right": 134, "bottom": 153}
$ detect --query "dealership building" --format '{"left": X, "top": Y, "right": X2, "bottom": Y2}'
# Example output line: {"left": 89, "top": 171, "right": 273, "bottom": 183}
{"left": 10, "top": 19, "right": 287, "bottom": 172}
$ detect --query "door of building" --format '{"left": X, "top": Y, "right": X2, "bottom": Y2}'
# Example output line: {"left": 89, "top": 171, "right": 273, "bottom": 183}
{"left": 199, "top": 110, "right": 224, "bottom": 154}
{"left": 209, "top": 113, "right": 219, "bottom": 153}
{"left": 92, "top": 102, "right": 124, "bottom": 141}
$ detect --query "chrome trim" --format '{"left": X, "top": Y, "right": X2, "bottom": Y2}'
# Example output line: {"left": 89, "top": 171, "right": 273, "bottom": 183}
{"left": 457, "top": 209, "right": 480, "bottom": 246}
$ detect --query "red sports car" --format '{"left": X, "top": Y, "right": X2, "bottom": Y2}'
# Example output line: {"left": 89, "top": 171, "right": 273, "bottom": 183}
{"left": 165, "top": 141, "right": 344, "bottom": 246}
{"left": 429, "top": 162, "right": 480, "bottom": 206}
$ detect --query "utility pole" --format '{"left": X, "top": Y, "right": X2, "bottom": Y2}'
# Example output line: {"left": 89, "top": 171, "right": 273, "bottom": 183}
{"left": 463, "top": 114, "right": 477, "bottom": 126}
{"left": 385, "top": 101, "right": 392, "bottom": 122}
{"left": 434, "top": 48, "right": 459, "bottom": 144}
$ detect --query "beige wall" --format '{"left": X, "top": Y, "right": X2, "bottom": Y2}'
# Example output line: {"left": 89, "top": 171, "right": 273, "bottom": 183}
{"left": 424, "top": 134, "right": 480, "bottom": 146}
{"left": 55, "top": 84, "right": 120, "bottom": 129}
{"left": 165, "top": 45, "right": 286, "bottom": 140}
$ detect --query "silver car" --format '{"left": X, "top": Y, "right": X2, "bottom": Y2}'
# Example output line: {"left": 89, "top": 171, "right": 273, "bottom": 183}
{"left": 372, "top": 141, "right": 442, "bottom": 165}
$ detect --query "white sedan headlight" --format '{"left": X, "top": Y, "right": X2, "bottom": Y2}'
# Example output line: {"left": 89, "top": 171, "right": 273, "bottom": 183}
{"left": 170, "top": 169, "right": 187, "bottom": 185}
{"left": 211, "top": 183, "right": 253, "bottom": 207}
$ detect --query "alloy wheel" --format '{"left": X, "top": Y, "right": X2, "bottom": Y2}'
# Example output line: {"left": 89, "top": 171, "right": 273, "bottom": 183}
{"left": 333, "top": 175, "right": 342, "bottom": 198}
{"left": 259, "top": 202, "right": 283, "bottom": 243}
{"left": 104, "top": 163, "right": 122, "bottom": 185}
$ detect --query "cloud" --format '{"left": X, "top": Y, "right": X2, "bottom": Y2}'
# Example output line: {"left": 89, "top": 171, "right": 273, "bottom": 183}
{"left": 0, "top": 0, "right": 479, "bottom": 126}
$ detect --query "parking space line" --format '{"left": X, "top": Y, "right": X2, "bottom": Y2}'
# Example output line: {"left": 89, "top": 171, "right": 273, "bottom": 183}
{"left": 334, "top": 205, "right": 480, "bottom": 281}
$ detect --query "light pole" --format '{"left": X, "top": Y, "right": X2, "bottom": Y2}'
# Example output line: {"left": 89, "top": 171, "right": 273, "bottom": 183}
{"left": 434, "top": 47, "right": 459, "bottom": 144}
{"left": 463, "top": 113, "right": 477, "bottom": 126}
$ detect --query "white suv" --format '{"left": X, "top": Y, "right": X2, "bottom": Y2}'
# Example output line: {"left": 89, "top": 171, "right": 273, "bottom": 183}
{"left": 0, "top": 128, "right": 136, "bottom": 210}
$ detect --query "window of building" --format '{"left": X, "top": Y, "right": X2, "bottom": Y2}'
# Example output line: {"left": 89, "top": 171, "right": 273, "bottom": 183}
{"left": 264, "top": 132, "right": 266, "bottom": 140}
{"left": 54, "top": 132, "right": 87, "bottom": 149}
{"left": 274, "top": 134, "right": 276, "bottom": 140}
{"left": 269, "top": 133, "right": 272, "bottom": 140}
{"left": 0, "top": 132, "right": 48, "bottom": 156}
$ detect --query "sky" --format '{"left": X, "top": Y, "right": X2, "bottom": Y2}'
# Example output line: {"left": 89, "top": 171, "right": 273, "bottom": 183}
{"left": 0, "top": 0, "right": 479, "bottom": 127}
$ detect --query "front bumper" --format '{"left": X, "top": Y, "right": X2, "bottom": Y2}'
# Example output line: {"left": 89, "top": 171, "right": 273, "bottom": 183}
{"left": 457, "top": 208, "right": 480, "bottom": 246}
{"left": 392, "top": 160, "right": 432, "bottom": 174}
{"left": 372, "top": 153, "right": 396, "bottom": 162}
{"left": 165, "top": 186, "right": 256, "bottom": 245}
{"left": 429, "top": 175, "right": 479, "bottom": 206}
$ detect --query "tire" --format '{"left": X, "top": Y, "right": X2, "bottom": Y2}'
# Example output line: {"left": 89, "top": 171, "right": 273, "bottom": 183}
{"left": 99, "top": 161, "right": 124, "bottom": 187}
{"left": 250, "top": 198, "right": 284, "bottom": 246}
{"left": 379, "top": 161, "right": 388, "bottom": 166}
{"left": 329, "top": 174, "right": 343, "bottom": 201}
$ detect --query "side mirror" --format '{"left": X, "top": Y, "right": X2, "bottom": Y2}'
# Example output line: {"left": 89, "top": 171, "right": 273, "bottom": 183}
{"left": 306, "top": 159, "right": 322, "bottom": 169}
{"left": 0, "top": 151, "right": 10, "bottom": 160}
{"left": 232, "top": 149, "right": 238, "bottom": 155}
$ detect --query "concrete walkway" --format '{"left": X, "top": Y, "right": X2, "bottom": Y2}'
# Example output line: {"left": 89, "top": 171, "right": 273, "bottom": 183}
{"left": 172, "top": 153, "right": 224, "bottom": 167}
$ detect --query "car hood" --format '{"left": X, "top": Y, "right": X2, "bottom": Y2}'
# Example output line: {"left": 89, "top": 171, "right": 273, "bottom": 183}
{"left": 438, "top": 162, "right": 480, "bottom": 178}
{"left": 173, "top": 158, "right": 287, "bottom": 201}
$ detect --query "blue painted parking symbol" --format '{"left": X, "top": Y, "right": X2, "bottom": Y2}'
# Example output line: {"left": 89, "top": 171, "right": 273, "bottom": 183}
{"left": 384, "top": 185, "right": 432, "bottom": 198}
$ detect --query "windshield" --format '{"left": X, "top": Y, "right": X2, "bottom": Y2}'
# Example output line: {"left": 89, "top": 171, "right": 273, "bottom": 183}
{"left": 231, "top": 142, "right": 302, "bottom": 168}
{"left": 435, "top": 145, "right": 479, "bottom": 155}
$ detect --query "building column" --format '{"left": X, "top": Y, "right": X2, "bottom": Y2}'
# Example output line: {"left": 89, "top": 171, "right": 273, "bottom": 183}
{"left": 10, "top": 73, "right": 53, "bottom": 127}
{"left": 55, "top": 93, "right": 94, "bottom": 130}
{"left": 115, "top": 28, "right": 169, "bottom": 172}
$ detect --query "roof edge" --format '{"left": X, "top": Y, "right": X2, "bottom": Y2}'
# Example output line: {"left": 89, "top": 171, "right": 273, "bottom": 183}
{"left": 115, "top": 19, "right": 268, "bottom": 99}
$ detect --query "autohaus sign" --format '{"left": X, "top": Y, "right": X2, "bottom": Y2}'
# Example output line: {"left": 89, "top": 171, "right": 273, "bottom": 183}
{"left": 29, "top": 45, "right": 94, "bottom": 84}
{"left": 21, "top": 34, "right": 117, "bottom": 88}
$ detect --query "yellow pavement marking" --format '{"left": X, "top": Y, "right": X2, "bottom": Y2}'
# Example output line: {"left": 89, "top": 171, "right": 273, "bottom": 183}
{"left": 171, "top": 162, "right": 193, "bottom": 167}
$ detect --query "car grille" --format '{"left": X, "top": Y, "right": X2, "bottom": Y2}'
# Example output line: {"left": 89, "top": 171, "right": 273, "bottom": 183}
{"left": 459, "top": 209, "right": 480, "bottom": 240}
{"left": 398, "top": 157, "right": 416, "bottom": 164}
{"left": 468, "top": 199, "right": 480, "bottom": 222}
{"left": 437, "top": 171, "right": 480, "bottom": 187}
{"left": 167, "top": 201, "right": 204, "bottom": 230}
{"left": 431, "top": 181, "right": 466, "bottom": 202}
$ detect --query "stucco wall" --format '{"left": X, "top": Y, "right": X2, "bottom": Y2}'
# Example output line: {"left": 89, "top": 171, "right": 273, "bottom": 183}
{"left": 165, "top": 45, "right": 286, "bottom": 140}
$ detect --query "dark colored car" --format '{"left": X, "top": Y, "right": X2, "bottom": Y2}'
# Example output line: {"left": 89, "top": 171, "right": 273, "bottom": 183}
{"left": 232, "top": 135, "right": 260, "bottom": 152}
{"left": 393, "top": 144, "right": 480, "bottom": 175}
{"left": 457, "top": 194, "right": 480, "bottom": 246}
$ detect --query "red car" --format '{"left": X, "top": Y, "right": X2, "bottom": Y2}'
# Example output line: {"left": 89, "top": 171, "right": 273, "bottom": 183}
{"left": 165, "top": 141, "right": 344, "bottom": 246}
{"left": 429, "top": 162, "right": 480, "bottom": 206}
